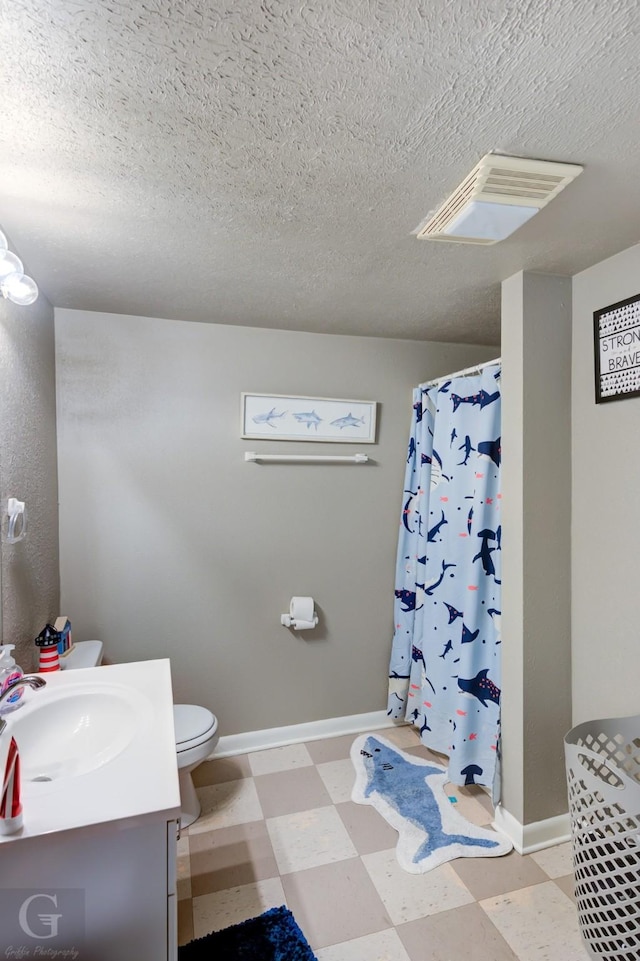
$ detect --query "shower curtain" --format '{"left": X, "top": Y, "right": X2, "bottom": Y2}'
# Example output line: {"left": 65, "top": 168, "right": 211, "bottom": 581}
{"left": 387, "top": 365, "right": 502, "bottom": 799}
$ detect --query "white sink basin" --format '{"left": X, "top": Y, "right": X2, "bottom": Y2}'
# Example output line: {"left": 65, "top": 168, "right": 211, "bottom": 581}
{"left": 9, "top": 684, "right": 152, "bottom": 781}
{"left": 0, "top": 660, "right": 179, "bottom": 844}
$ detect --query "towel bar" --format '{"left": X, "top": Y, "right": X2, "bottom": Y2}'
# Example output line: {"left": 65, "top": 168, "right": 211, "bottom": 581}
{"left": 244, "top": 451, "right": 369, "bottom": 464}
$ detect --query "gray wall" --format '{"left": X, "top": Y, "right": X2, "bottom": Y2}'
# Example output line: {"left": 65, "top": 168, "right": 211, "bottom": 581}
{"left": 0, "top": 294, "right": 60, "bottom": 671}
{"left": 55, "top": 309, "right": 494, "bottom": 735}
{"left": 501, "top": 272, "right": 572, "bottom": 825}
{"left": 572, "top": 243, "right": 640, "bottom": 725}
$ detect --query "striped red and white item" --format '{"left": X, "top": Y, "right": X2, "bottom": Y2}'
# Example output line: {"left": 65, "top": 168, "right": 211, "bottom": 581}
{"left": 38, "top": 645, "right": 60, "bottom": 673}
{"left": 0, "top": 735, "right": 23, "bottom": 834}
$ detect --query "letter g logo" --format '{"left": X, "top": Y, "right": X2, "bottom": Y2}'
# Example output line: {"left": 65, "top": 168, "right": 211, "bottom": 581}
{"left": 18, "top": 893, "right": 62, "bottom": 939}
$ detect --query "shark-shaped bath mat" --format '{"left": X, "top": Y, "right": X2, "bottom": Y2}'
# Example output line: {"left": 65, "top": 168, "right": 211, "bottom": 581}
{"left": 351, "top": 733, "right": 512, "bottom": 874}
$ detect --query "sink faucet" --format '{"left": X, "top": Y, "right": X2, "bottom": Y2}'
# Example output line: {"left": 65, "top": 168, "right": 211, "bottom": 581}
{"left": 0, "top": 676, "right": 46, "bottom": 735}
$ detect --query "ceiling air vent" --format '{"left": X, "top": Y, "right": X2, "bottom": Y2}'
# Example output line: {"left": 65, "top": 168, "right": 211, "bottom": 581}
{"left": 416, "top": 154, "right": 583, "bottom": 244}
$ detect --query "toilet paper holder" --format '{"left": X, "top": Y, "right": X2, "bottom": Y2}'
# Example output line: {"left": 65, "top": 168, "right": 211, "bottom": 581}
{"left": 281, "top": 597, "right": 319, "bottom": 631}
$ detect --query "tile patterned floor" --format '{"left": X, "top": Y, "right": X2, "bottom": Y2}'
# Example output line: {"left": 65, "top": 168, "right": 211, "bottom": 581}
{"left": 178, "top": 726, "right": 589, "bottom": 960}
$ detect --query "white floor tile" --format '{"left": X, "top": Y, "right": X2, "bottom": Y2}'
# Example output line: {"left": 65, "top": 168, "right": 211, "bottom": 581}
{"left": 362, "top": 849, "right": 474, "bottom": 925}
{"left": 480, "top": 880, "right": 589, "bottom": 961}
{"left": 530, "top": 841, "right": 574, "bottom": 879}
{"left": 189, "top": 777, "right": 263, "bottom": 834}
{"left": 192, "top": 877, "right": 286, "bottom": 939}
{"left": 317, "top": 758, "right": 356, "bottom": 803}
{"left": 248, "top": 743, "right": 314, "bottom": 776}
{"left": 266, "top": 805, "right": 358, "bottom": 874}
{"left": 316, "top": 928, "right": 411, "bottom": 961}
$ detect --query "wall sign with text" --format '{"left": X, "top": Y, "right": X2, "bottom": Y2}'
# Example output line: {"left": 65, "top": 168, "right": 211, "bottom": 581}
{"left": 594, "top": 293, "right": 640, "bottom": 403}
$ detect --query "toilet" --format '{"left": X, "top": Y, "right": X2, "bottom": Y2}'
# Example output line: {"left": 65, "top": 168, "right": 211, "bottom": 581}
{"left": 173, "top": 704, "right": 219, "bottom": 827}
{"left": 62, "top": 640, "right": 219, "bottom": 828}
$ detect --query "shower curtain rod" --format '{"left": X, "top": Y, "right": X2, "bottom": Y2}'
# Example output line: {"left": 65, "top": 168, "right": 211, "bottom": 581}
{"left": 422, "top": 356, "right": 501, "bottom": 389}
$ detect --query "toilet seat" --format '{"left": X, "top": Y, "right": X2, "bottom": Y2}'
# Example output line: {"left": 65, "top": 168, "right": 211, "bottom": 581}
{"left": 173, "top": 704, "right": 217, "bottom": 753}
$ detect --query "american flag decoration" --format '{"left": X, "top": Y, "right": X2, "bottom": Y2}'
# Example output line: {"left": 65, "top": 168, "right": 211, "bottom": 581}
{"left": 35, "top": 623, "right": 61, "bottom": 673}
{"left": 0, "top": 736, "right": 23, "bottom": 833}
{"left": 38, "top": 646, "right": 60, "bottom": 673}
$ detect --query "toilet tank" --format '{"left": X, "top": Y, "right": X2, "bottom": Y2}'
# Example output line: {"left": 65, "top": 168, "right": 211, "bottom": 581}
{"left": 60, "top": 640, "right": 104, "bottom": 670}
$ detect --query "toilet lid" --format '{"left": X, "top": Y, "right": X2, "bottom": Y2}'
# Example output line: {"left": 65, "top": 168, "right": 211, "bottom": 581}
{"left": 173, "top": 704, "right": 217, "bottom": 750}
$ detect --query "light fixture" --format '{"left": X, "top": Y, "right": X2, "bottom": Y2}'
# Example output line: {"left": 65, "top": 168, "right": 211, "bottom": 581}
{"left": 0, "top": 229, "right": 39, "bottom": 306}
{"left": 415, "top": 153, "right": 583, "bottom": 244}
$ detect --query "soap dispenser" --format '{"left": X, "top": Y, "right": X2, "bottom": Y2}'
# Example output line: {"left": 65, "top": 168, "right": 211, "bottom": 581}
{"left": 0, "top": 646, "right": 24, "bottom": 715}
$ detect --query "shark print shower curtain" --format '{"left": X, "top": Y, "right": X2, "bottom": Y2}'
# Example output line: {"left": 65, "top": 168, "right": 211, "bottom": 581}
{"left": 387, "top": 365, "right": 502, "bottom": 800}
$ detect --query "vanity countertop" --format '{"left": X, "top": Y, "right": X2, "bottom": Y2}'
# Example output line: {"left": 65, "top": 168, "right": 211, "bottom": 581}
{"left": 0, "top": 659, "right": 180, "bottom": 844}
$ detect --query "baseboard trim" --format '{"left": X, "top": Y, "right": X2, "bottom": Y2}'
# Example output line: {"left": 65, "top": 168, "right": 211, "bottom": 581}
{"left": 493, "top": 804, "right": 571, "bottom": 854}
{"left": 214, "top": 710, "right": 400, "bottom": 758}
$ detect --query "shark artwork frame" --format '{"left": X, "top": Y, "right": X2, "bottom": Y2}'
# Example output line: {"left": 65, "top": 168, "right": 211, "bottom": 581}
{"left": 241, "top": 393, "right": 377, "bottom": 443}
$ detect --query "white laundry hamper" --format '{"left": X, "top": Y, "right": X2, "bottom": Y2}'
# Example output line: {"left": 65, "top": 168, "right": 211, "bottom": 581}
{"left": 564, "top": 714, "right": 640, "bottom": 961}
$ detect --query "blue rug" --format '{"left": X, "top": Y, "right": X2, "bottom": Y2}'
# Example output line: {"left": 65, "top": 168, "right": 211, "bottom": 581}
{"left": 178, "top": 905, "right": 317, "bottom": 960}
{"left": 351, "top": 733, "right": 512, "bottom": 873}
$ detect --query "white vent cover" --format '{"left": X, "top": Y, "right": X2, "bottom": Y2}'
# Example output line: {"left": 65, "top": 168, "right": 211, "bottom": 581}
{"left": 416, "top": 154, "right": 583, "bottom": 244}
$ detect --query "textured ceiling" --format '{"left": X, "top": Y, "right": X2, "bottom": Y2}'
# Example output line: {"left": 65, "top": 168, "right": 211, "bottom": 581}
{"left": 1, "top": 0, "right": 640, "bottom": 344}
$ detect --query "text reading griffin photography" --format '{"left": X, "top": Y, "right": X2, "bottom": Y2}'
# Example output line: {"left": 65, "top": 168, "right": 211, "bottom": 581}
{"left": 1, "top": 889, "right": 84, "bottom": 959}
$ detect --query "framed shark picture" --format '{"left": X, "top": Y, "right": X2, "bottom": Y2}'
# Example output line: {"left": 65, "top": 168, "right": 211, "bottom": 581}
{"left": 594, "top": 293, "right": 640, "bottom": 403}
{"left": 241, "top": 393, "right": 377, "bottom": 443}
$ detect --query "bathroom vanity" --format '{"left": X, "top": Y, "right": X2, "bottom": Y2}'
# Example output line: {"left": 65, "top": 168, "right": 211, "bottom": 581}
{"left": 0, "top": 659, "right": 181, "bottom": 960}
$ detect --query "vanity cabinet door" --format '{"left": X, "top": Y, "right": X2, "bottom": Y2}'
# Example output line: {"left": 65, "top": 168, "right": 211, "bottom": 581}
{"left": 167, "top": 818, "right": 179, "bottom": 961}
{"left": 0, "top": 815, "right": 175, "bottom": 960}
